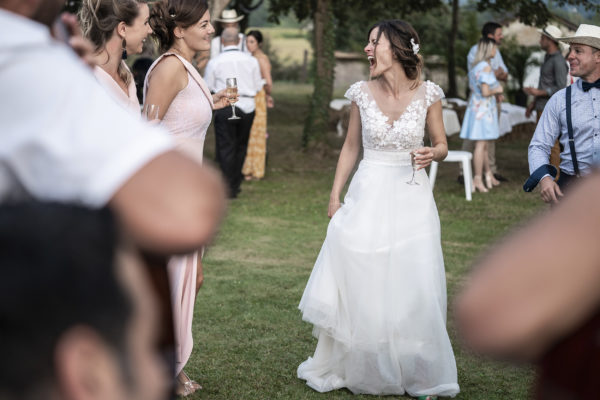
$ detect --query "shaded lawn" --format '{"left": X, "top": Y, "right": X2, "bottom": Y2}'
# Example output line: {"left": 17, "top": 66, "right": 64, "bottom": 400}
{"left": 188, "top": 82, "right": 541, "bottom": 399}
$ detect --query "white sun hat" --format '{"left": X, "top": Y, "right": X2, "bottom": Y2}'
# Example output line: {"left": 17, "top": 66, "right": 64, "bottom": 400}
{"left": 557, "top": 24, "right": 600, "bottom": 50}
{"left": 537, "top": 24, "right": 562, "bottom": 42}
{"left": 215, "top": 9, "right": 244, "bottom": 23}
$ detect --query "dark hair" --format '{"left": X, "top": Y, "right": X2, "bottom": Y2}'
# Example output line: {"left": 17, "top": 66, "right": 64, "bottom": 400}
{"left": 246, "top": 29, "right": 263, "bottom": 45}
{"left": 0, "top": 203, "right": 132, "bottom": 399}
{"left": 481, "top": 21, "right": 502, "bottom": 40}
{"left": 368, "top": 20, "right": 423, "bottom": 85}
{"left": 149, "top": 0, "right": 209, "bottom": 52}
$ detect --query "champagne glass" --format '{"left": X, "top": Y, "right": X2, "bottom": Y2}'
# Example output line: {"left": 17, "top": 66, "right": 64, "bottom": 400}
{"left": 144, "top": 104, "right": 160, "bottom": 121}
{"left": 406, "top": 150, "right": 420, "bottom": 185}
{"left": 226, "top": 78, "right": 240, "bottom": 120}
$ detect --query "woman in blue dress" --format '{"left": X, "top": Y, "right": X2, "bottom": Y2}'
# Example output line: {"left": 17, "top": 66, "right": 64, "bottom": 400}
{"left": 459, "top": 38, "right": 504, "bottom": 193}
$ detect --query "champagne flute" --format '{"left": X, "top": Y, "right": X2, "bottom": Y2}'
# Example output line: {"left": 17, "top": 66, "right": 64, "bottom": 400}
{"left": 226, "top": 78, "right": 240, "bottom": 120}
{"left": 144, "top": 104, "right": 160, "bottom": 121}
{"left": 406, "top": 150, "right": 420, "bottom": 185}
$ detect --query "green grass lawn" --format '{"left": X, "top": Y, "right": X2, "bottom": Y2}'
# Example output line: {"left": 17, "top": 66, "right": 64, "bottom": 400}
{"left": 188, "top": 82, "right": 541, "bottom": 399}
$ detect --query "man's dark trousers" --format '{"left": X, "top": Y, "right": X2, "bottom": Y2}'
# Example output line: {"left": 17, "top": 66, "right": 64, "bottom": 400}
{"left": 214, "top": 106, "right": 255, "bottom": 198}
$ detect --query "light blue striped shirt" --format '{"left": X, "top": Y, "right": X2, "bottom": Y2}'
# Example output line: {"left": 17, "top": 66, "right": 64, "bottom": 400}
{"left": 528, "top": 79, "right": 600, "bottom": 176}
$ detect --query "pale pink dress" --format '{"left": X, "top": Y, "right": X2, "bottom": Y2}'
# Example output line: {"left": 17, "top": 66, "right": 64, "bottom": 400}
{"left": 144, "top": 53, "right": 214, "bottom": 375}
{"left": 93, "top": 63, "right": 140, "bottom": 115}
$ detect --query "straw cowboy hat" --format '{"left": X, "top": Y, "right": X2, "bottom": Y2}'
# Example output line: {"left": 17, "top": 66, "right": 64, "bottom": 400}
{"left": 537, "top": 25, "right": 562, "bottom": 43}
{"left": 215, "top": 9, "right": 244, "bottom": 23}
{"left": 557, "top": 24, "right": 600, "bottom": 50}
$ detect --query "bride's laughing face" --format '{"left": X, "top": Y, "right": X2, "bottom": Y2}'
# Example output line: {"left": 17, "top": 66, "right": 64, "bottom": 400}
{"left": 365, "top": 28, "right": 394, "bottom": 78}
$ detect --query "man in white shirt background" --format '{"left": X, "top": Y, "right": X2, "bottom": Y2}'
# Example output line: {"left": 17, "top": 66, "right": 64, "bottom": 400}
{"left": 205, "top": 27, "right": 263, "bottom": 198}
{"left": 195, "top": 9, "right": 250, "bottom": 71}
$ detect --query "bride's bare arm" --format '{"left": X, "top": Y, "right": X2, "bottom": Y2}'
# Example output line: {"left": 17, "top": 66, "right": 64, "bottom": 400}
{"left": 328, "top": 102, "right": 361, "bottom": 217}
{"left": 416, "top": 100, "right": 448, "bottom": 169}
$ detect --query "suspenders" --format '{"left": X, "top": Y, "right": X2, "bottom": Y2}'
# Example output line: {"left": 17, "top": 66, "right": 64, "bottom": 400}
{"left": 219, "top": 34, "right": 246, "bottom": 54}
{"left": 565, "top": 85, "right": 580, "bottom": 177}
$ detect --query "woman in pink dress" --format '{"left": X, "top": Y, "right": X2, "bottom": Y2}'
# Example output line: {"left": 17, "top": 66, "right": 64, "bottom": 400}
{"left": 79, "top": 0, "right": 153, "bottom": 114}
{"left": 144, "top": 0, "right": 230, "bottom": 396}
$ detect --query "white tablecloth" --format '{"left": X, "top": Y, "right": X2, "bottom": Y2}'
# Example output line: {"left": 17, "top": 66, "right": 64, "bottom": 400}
{"left": 499, "top": 102, "right": 537, "bottom": 136}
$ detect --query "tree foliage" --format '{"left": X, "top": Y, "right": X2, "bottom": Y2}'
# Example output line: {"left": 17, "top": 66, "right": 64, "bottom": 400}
{"left": 476, "top": 0, "right": 600, "bottom": 26}
{"left": 268, "top": 0, "right": 444, "bottom": 146}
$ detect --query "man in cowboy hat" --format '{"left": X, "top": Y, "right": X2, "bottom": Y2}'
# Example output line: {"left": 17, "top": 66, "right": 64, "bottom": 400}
{"left": 524, "top": 25, "right": 569, "bottom": 177}
{"left": 524, "top": 25, "right": 568, "bottom": 120}
{"left": 209, "top": 9, "right": 250, "bottom": 60}
{"left": 527, "top": 24, "right": 600, "bottom": 203}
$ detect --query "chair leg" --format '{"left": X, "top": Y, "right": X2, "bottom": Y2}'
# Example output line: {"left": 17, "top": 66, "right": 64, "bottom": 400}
{"left": 462, "top": 158, "right": 473, "bottom": 201}
{"left": 429, "top": 161, "right": 438, "bottom": 189}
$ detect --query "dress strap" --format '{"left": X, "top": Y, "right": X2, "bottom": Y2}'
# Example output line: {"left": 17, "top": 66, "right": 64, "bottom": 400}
{"left": 143, "top": 53, "right": 214, "bottom": 108}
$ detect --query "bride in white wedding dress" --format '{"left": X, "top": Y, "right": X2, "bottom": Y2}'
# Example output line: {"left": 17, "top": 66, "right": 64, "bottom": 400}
{"left": 297, "top": 20, "right": 459, "bottom": 399}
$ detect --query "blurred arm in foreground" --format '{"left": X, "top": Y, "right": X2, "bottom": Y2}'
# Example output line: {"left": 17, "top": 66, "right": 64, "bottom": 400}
{"left": 456, "top": 173, "right": 600, "bottom": 362}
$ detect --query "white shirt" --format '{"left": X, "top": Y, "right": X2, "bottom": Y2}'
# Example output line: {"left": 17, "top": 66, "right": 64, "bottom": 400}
{"left": 209, "top": 34, "right": 250, "bottom": 60}
{"left": 467, "top": 43, "right": 508, "bottom": 73}
{"left": 204, "top": 46, "right": 263, "bottom": 114}
{"left": 0, "top": 9, "right": 173, "bottom": 206}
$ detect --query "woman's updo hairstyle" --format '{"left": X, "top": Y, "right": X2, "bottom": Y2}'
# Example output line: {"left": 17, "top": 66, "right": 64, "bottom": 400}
{"left": 79, "top": 0, "right": 142, "bottom": 51}
{"left": 368, "top": 20, "right": 423, "bottom": 86}
{"left": 78, "top": 0, "right": 142, "bottom": 84}
{"left": 149, "top": 0, "right": 209, "bottom": 53}
{"left": 246, "top": 30, "right": 263, "bottom": 45}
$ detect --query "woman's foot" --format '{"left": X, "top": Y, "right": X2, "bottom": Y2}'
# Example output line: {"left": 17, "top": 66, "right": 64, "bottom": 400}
{"left": 485, "top": 172, "right": 500, "bottom": 188}
{"left": 473, "top": 175, "right": 488, "bottom": 193}
{"left": 176, "top": 371, "right": 202, "bottom": 396}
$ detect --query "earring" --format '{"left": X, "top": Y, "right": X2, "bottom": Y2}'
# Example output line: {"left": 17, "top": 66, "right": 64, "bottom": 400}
{"left": 121, "top": 38, "right": 128, "bottom": 60}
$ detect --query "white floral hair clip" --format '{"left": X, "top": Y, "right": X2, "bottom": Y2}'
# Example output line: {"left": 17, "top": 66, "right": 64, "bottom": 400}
{"left": 410, "top": 38, "right": 420, "bottom": 55}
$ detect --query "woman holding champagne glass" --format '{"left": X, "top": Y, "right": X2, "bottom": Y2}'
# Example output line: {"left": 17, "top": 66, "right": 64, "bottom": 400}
{"left": 297, "top": 20, "right": 459, "bottom": 399}
{"left": 79, "top": 0, "right": 153, "bottom": 115}
{"left": 143, "top": 0, "right": 231, "bottom": 396}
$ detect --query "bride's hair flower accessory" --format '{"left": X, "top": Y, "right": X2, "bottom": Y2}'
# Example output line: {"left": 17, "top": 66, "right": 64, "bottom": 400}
{"left": 410, "top": 38, "right": 420, "bottom": 55}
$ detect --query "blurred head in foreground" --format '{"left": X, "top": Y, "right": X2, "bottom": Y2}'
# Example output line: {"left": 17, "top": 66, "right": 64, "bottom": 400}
{"left": 0, "top": 203, "right": 169, "bottom": 400}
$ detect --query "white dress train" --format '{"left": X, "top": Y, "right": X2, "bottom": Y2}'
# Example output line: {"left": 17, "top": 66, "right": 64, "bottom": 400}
{"left": 297, "top": 81, "right": 460, "bottom": 397}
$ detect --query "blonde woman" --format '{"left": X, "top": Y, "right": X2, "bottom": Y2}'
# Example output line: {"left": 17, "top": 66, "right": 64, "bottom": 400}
{"left": 242, "top": 29, "right": 273, "bottom": 180}
{"left": 459, "top": 37, "right": 504, "bottom": 192}
{"left": 79, "top": 0, "right": 152, "bottom": 114}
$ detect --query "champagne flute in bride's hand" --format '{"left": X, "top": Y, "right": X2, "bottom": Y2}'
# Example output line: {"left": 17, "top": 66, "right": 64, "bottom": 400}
{"left": 226, "top": 78, "right": 241, "bottom": 120}
{"left": 406, "top": 149, "right": 420, "bottom": 185}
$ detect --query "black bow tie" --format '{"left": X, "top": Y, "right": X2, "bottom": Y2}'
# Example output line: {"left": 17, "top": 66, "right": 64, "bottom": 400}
{"left": 582, "top": 79, "right": 600, "bottom": 92}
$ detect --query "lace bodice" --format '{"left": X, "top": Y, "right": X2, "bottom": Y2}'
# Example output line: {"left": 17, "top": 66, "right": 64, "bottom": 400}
{"left": 345, "top": 80, "right": 444, "bottom": 151}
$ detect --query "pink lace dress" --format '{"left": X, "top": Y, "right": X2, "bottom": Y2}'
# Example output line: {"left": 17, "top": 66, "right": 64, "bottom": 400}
{"left": 144, "top": 53, "right": 214, "bottom": 375}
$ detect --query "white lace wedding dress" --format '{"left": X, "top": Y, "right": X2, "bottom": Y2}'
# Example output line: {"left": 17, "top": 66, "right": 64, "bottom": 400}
{"left": 297, "top": 80, "right": 460, "bottom": 397}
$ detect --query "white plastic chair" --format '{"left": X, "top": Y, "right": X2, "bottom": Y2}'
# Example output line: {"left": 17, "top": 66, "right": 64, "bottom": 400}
{"left": 429, "top": 150, "right": 473, "bottom": 201}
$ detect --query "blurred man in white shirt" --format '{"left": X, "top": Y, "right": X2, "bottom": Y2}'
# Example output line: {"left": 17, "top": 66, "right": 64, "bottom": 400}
{"left": 205, "top": 27, "right": 263, "bottom": 198}
{"left": 0, "top": 0, "right": 226, "bottom": 253}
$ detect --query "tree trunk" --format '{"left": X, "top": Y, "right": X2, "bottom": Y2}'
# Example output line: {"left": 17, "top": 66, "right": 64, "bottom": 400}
{"left": 209, "top": 0, "right": 231, "bottom": 23}
{"left": 447, "top": 0, "right": 459, "bottom": 98}
{"left": 302, "top": 0, "right": 335, "bottom": 147}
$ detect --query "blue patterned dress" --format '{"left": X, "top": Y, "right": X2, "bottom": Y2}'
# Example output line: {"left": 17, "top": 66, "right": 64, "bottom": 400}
{"left": 459, "top": 61, "right": 500, "bottom": 140}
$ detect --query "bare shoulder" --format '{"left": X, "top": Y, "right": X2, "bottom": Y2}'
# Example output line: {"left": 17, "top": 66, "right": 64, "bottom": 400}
{"left": 256, "top": 53, "right": 271, "bottom": 68}
{"left": 148, "top": 55, "right": 187, "bottom": 88}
